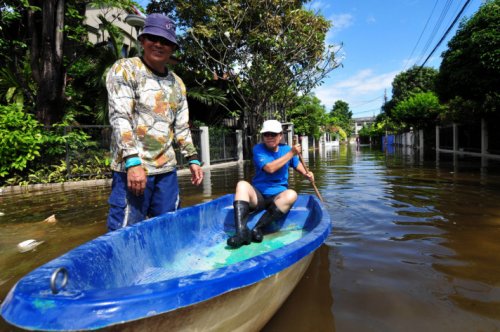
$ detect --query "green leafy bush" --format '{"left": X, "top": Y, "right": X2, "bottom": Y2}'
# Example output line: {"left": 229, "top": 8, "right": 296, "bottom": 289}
{"left": 0, "top": 104, "right": 43, "bottom": 177}
{"left": 0, "top": 104, "right": 111, "bottom": 185}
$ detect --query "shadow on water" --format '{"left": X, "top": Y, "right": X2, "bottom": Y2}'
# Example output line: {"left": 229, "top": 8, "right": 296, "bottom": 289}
{"left": 2, "top": 144, "right": 500, "bottom": 331}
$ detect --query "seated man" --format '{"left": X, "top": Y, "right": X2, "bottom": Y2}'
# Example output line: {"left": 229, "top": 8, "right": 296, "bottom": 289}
{"left": 227, "top": 120, "right": 314, "bottom": 248}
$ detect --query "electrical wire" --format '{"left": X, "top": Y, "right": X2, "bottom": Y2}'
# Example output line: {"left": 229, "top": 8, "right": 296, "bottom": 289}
{"left": 351, "top": 96, "right": 384, "bottom": 107}
{"left": 403, "top": 0, "right": 439, "bottom": 71}
{"left": 418, "top": 0, "right": 472, "bottom": 68}
{"left": 415, "top": 0, "right": 454, "bottom": 66}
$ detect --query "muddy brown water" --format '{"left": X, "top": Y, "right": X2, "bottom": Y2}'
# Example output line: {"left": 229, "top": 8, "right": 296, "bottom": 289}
{"left": 1, "top": 145, "right": 500, "bottom": 331}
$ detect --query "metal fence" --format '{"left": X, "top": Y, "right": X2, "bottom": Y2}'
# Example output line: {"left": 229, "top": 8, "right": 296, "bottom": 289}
{"left": 438, "top": 126, "right": 454, "bottom": 150}
{"left": 208, "top": 129, "right": 239, "bottom": 164}
{"left": 62, "top": 126, "right": 238, "bottom": 179}
{"left": 487, "top": 120, "right": 500, "bottom": 154}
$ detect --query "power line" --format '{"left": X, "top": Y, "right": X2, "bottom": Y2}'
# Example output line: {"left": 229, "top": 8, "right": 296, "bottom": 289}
{"left": 355, "top": 107, "right": 382, "bottom": 115}
{"left": 351, "top": 96, "right": 384, "bottom": 107}
{"left": 418, "top": 0, "right": 473, "bottom": 68}
{"left": 404, "top": 0, "right": 439, "bottom": 71}
{"left": 415, "top": 0, "right": 454, "bottom": 67}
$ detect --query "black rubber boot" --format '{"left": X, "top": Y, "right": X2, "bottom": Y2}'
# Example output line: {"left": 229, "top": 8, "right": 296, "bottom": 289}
{"left": 227, "top": 200, "right": 252, "bottom": 248}
{"left": 251, "top": 204, "right": 285, "bottom": 243}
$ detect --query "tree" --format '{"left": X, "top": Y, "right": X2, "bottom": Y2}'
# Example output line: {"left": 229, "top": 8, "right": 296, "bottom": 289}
{"left": 172, "top": 0, "right": 340, "bottom": 146}
{"left": 384, "top": 66, "right": 438, "bottom": 117}
{"left": 392, "top": 92, "right": 443, "bottom": 130}
{"left": 287, "top": 95, "right": 327, "bottom": 140}
{"left": 329, "top": 100, "right": 353, "bottom": 137}
{"left": 0, "top": 1, "right": 38, "bottom": 109}
{"left": 29, "top": 0, "right": 67, "bottom": 126}
{"left": 0, "top": 0, "right": 137, "bottom": 126}
{"left": 69, "top": 12, "right": 142, "bottom": 124}
{"left": 437, "top": 0, "right": 500, "bottom": 121}
{"left": 358, "top": 122, "right": 385, "bottom": 141}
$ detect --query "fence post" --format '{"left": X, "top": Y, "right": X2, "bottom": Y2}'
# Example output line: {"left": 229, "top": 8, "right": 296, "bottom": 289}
{"left": 65, "top": 126, "right": 70, "bottom": 179}
{"left": 453, "top": 123, "right": 458, "bottom": 153}
{"left": 286, "top": 127, "right": 293, "bottom": 147}
{"left": 300, "top": 136, "right": 309, "bottom": 159}
{"left": 236, "top": 130, "right": 243, "bottom": 162}
{"left": 419, "top": 129, "right": 424, "bottom": 159}
{"left": 481, "top": 118, "right": 488, "bottom": 155}
{"left": 200, "top": 126, "right": 211, "bottom": 167}
{"left": 436, "top": 125, "right": 440, "bottom": 152}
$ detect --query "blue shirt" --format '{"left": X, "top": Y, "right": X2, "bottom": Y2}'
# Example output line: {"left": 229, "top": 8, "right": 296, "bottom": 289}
{"left": 252, "top": 143, "right": 299, "bottom": 196}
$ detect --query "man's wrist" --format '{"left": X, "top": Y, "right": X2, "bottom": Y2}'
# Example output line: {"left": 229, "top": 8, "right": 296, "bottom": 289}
{"left": 125, "top": 157, "right": 142, "bottom": 170}
{"left": 188, "top": 159, "right": 202, "bottom": 166}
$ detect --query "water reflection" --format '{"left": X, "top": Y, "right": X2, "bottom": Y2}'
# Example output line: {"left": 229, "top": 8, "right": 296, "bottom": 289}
{"left": 263, "top": 245, "right": 335, "bottom": 332}
{"left": 1, "top": 145, "right": 500, "bottom": 331}
{"left": 313, "top": 145, "right": 500, "bottom": 331}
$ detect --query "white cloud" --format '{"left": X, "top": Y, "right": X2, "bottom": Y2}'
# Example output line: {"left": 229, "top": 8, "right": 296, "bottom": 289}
{"left": 323, "top": 13, "right": 353, "bottom": 48}
{"left": 366, "top": 15, "right": 376, "bottom": 24}
{"left": 330, "top": 13, "right": 354, "bottom": 32}
{"left": 313, "top": 69, "right": 399, "bottom": 115}
{"left": 308, "top": 0, "right": 332, "bottom": 13}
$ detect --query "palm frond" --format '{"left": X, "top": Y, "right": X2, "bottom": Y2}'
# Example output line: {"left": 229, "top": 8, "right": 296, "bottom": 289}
{"left": 187, "top": 86, "right": 228, "bottom": 107}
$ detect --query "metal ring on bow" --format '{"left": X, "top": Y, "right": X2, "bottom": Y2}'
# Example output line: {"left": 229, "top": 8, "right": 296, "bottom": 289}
{"left": 50, "top": 267, "right": 68, "bottom": 294}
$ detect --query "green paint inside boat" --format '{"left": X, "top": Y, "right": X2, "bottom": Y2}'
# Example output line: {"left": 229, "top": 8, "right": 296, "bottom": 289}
{"left": 136, "top": 228, "right": 304, "bottom": 284}
{"left": 221, "top": 228, "right": 304, "bottom": 265}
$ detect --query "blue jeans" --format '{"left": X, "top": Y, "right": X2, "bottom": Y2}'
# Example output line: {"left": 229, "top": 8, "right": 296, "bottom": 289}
{"left": 107, "top": 171, "right": 180, "bottom": 231}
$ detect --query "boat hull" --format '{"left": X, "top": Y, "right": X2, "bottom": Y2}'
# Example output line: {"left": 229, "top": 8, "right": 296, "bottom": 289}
{"left": 105, "top": 253, "right": 313, "bottom": 332}
{"left": 1, "top": 194, "right": 331, "bottom": 331}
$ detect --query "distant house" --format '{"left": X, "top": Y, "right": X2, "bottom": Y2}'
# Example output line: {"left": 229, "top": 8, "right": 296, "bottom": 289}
{"left": 84, "top": 7, "right": 184, "bottom": 65}
{"left": 353, "top": 116, "right": 376, "bottom": 135}
{"left": 84, "top": 5, "right": 144, "bottom": 55}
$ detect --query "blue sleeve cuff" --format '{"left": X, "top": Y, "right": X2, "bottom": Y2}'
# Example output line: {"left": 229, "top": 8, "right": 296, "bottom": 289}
{"left": 125, "top": 157, "right": 142, "bottom": 169}
{"left": 188, "top": 160, "right": 201, "bottom": 166}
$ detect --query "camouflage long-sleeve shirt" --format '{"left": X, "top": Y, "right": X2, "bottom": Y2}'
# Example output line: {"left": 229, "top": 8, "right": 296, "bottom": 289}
{"left": 106, "top": 57, "right": 198, "bottom": 175}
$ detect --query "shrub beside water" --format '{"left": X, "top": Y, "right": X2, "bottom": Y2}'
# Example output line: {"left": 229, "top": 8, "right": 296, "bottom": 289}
{"left": 0, "top": 104, "right": 111, "bottom": 187}
{"left": 0, "top": 104, "right": 43, "bottom": 179}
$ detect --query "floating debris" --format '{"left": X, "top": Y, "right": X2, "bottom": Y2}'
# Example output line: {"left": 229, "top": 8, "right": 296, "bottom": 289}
{"left": 42, "top": 214, "right": 57, "bottom": 224}
{"left": 17, "top": 239, "right": 45, "bottom": 253}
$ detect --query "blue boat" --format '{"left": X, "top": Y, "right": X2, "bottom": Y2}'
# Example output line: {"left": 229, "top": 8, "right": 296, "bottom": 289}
{"left": 1, "top": 194, "right": 331, "bottom": 331}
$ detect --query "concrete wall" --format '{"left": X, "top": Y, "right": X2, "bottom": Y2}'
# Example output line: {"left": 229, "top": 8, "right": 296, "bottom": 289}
{"left": 393, "top": 119, "right": 499, "bottom": 160}
{"left": 85, "top": 6, "right": 140, "bottom": 49}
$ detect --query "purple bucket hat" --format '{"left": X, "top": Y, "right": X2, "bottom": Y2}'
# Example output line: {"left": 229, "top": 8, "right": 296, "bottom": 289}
{"left": 138, "top": 13, "right": 178, "bottom": 47}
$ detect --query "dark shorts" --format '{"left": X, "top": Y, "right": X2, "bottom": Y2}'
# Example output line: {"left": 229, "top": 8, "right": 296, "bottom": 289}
{"left": 107, "top": 171, "right": 180, "bottom": 231}
{"left": 253, "top": 186, "right": 278, "bottom": 212}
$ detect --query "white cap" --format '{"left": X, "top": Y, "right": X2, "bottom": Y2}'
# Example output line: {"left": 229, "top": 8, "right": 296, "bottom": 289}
{"left": 260, "top": 120, "right": 283, "bottom": 133}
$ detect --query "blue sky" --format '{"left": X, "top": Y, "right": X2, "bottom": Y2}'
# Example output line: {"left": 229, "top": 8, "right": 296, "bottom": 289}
{"left": 308, "top": 0, "right": 485, "bottom": 118}
{"left": 137, "top": 0, "right": 485, "bottom": 118}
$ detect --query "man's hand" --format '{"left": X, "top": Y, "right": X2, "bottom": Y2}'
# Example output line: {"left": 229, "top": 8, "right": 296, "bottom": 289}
{"left": 127, "top": 166, "right": 147, "bottom": 196}
{"left": 189, "top": 164, "right": 204, "bottom": 186}
{"left": 305, "top": 171, "right": 315, "bottom": 182}
{"left": 291, "top": 144, "right": 302, "bottom": 155}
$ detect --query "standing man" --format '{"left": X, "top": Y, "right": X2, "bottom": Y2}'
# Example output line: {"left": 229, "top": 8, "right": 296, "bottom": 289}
{"left": 227, "top": 120, "right": 314, "bottom": 248}
{"left": 106, "top": 13, "right": 203, "bottom": 231}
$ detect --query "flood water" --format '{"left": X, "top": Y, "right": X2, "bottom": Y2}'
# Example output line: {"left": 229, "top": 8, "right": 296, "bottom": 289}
{"left": 1, "top": 144, "right": 500, "bottom": 331}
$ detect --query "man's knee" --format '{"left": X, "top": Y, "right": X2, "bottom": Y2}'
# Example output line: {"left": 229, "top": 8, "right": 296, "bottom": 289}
{"left": 281, "top": 189, "right": 298, "bottom": 203}
{"left": 235, "top": 180, "right": 252, "bottom": 192}
{"left": 275, "top": 190, "right": 297, "bottom": 212}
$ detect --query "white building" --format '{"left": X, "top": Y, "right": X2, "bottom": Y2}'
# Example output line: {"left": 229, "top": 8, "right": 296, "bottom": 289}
{"left": 353, "top": 116, "right": 376, "bottom": 135}
{"left": 84, "top": 5, "right": 144, "bottom": 54}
